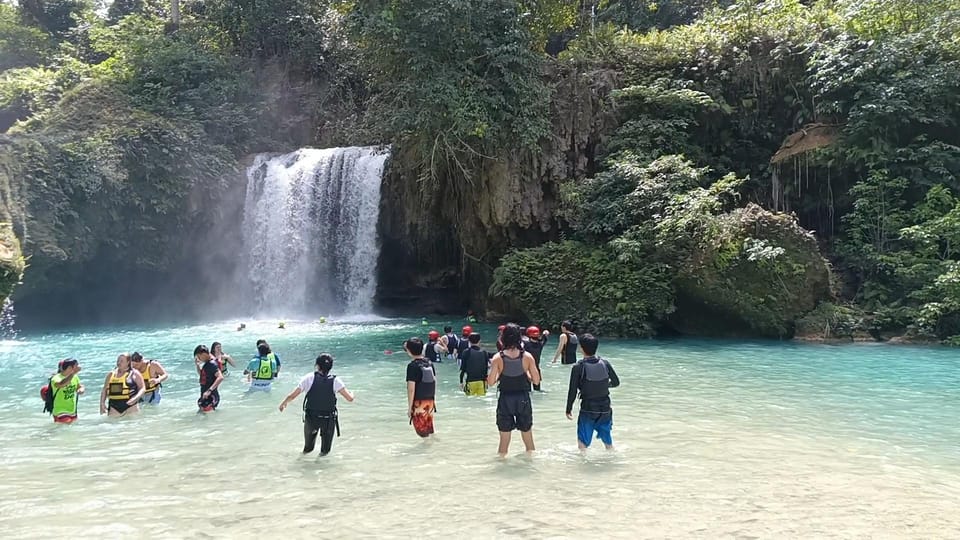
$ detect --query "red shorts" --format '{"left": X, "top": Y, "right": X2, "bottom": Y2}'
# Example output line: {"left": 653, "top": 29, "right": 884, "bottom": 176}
{"left": 53, "top": 414, "right": 77, "bottom": 424}
{"left": 410, "top": 399, "right": 435, "bottom": 437}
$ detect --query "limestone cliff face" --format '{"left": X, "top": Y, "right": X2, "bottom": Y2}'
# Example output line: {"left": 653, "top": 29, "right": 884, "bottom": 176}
{"left": 376, "top": 66, "right": 619, "bottom": 314}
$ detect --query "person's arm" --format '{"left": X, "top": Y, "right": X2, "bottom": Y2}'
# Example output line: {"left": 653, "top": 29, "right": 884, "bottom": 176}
{"left": 278, "top": 387, "right": 302, "bottom": 412}
{"left": 54, "top": 367, "right": 79, "bottom": 388}
{"left": 406, "top": 381, "right": 415, "bottom": 418}
{"left": 486, "top": 355, "right": 503, "bottom": 386}
{"left": 78, "top": 383, "right": 85, "bottom": 395}
{"left": 524, "top": 353, "right": 541, "bottom": 386}
{"left": 607, "top": 362, "right": 620, "bottom": 388}
{"left": 151, "top": 363, "right": 169, "bottom": 385}
{"left": 225, "top": 355, "right": 237, "bottom": 368}
{"left": 128, "top": 370, "right": 146, "bottom": 405}
{"left": 565, "top": 364, "right": 581, "bottom": 418}
{"left": 194, "top": 356, "right": 203, "bottom": 376}
{"left": 338, "top": 387, "right": 355, "bottom": 402}
{"left": 100, "top": 372, "right": 111, "bottom": 414}
{"left": 552, "top": 333, "right": 567, "bottom": 363}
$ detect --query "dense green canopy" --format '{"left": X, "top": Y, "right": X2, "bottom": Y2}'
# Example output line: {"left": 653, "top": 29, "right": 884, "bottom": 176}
{"left": 1, "top": 0, "right": 959, "bottom": 340}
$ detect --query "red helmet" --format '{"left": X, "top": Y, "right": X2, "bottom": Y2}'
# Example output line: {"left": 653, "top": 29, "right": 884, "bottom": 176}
{"left": 428, "top": 330, "right": 440, "bottom": 340}
{"left": 498, "top": 325, "right": 506, "bottom": 332}
{"left": 462, "top": 325, "right": 473, "bottom": 336}
{"left": 526, "top": 326, "right": 541, "bottom": 338}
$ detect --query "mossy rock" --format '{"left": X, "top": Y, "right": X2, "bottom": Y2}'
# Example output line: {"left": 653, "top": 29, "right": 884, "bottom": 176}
{"left": 671, "top": 204, "right": 831, "bottom": 338}
{"left": 0, "top": 223, "right": 24, "bottom": 301}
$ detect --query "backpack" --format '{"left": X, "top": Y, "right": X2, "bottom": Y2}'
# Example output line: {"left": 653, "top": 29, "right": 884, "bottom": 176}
{"left": 41, "top": 376, "right": 55, "bottom": 414}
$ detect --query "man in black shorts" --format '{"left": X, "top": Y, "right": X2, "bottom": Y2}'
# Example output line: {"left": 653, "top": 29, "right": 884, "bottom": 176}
{"left": 487, "top": 323, "right": 541, "bottom": 457}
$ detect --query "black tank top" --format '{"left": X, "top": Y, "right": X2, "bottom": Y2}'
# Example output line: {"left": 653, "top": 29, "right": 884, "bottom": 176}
{"left": 304, "top": 373, "right": 337, "bottom": 413}
{"left": 563, "top": 332, "right": 579, "bottom": 365}
{"left": 498, "top": 351, "right": 530, "bottom": 393}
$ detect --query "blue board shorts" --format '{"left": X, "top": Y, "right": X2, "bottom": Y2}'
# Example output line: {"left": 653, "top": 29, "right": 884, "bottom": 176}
{"left": 577, "top": 410, "right": 613, "bottom": 447}
{"left": 142, "top": 387, "right": 162, "bottom": 405}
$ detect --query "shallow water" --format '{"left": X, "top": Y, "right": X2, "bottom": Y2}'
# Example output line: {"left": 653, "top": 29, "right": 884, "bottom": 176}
{"left": 2, "top": 319, "right": 959, "bottom": 538}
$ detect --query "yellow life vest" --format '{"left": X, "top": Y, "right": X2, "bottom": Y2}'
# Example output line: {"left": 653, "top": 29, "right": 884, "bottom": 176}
{"left": 139, "top": 363, "right": 158, "bottom": 393}
{"left": 108, "top": 370, "right": 132, "bottom": 400}
{"left": 254, "top": 354, "right": 274, "bottom": 380}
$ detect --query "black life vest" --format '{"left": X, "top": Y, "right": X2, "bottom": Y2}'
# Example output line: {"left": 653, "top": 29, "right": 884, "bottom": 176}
{"left": 578, "top": 357, "right": 611, "bottom": 401}
{"left": 304, "top": 372, "right": 338, "bottom": 414}
{"left": 498, "top": 351, "right": 530, "bottom": 393}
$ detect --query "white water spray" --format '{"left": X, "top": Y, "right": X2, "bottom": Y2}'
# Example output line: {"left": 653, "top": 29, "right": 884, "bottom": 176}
{"left": 241, "top": 146, "right": 389, "bottom": 315}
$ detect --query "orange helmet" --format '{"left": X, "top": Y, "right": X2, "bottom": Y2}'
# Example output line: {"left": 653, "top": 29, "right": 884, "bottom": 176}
{"left": 428, "top": 330, "right": 440, "bottom": 340}
{"left": 462, "top": 325, "right": 473, "bottom": 336}
{"left": 526, "top": 326, "right": 541, "bottom": 338}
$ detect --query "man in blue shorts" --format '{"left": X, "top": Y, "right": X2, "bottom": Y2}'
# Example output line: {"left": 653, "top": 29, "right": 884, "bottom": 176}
{"left": 565, "top": 333, "right": 620, "bottom": 450}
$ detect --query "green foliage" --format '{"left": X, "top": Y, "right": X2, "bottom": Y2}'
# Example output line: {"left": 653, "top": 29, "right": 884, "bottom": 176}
{"left": 205, "top": 0, "right": 330, "bottom": 66}
{"left": 597, "top": 0, "right": 735, "bottom": 31}
{"left": 0, "top": 3, "right": 53, "bottom": 71}
{"left": 16, "top": 0, "right": 91, "bottom": 37}
{"left": 344, "top": 0, "right": 551, "bottom": 184}
{"left": 490, "top": 241, "right": 674, "bottom": 336}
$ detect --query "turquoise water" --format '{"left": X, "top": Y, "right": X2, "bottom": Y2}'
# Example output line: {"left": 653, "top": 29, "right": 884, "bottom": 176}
{"left": 1, "top": 318, "right": 959, "bottom": 538}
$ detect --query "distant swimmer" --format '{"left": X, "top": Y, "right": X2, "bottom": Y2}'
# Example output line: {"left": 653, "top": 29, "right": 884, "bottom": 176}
{"left": 425, "top": 330, "right": 441, "bottom": 364}
{"left": 245, "top": 342, "right": 279, "bottom": 392}
{"left": 278, "top": 321, "right": 286, "bottom": 329}
{"left": 552, "top": 320, "right": 579, "bottom": 365}
{"left": 211, "top": 342, "right": 236, "bottom": 377}
{"left": 237, "top": 323, "right": 246, "bottom": 332}
{"left": 279, "top": 353, "right": 355, "bottom": 456}
{"left": 100, "top": 353, "right": 145, "bottom": 417}
{"left": 254, "top": 339, "right": 281, "bottom": 376}
{"left": 456, "top": 325, "right": 472, "bottom": 364}
{"left": 565, "top": 334, "right": 620, "bottom": 450}
{"left": 45, "top": 358, "right": 84, "bottom": 424}
{"left": 195, "top": 345, "right": 223, "bottom": 412}
{"left": 442, "top": 326, "right": 459, "bottom": 363}
{"left": 404, "top": 337, "right": 436, "bottom": 438}
{"left": 487, "top": 324, "right": 541, "bottom": 457}
{"left": 131, "top": 352, "right": 168, "bottom": 405}
{"left": 466, "top": 310, "right": 478, "bottom": 323}
{"left": 522, "top": 326, "right": 549, "bottom": 392}
{"left": 459, "top": 332, "right": 491, "bottom": 396}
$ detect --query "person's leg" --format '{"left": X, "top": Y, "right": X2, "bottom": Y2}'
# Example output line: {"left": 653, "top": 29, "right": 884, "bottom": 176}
{"left": 497, "top": 431, "right": 512, "bottom": 457}
{"left": 516, "top": 395, "right": 535, "bottom": 452}
{"left": 576, "top": 412, "right": 594, "bottom": 450}
{"left": 496, "top": 396, "right": 517, "bottom": 455}
{"left": 533, "top": 357, "right": 542, "bottom": 392}
{"left": 319, "top": 416, "right": 336, "bottom": 456}
{"left": 303, "top": 415, "right": 320, "bottom": 453}
{"left": 520, "top": 430, "right": 535, "bottom": 453}
{"left": 597, "top": 412, "right": 614, "bottom": 450}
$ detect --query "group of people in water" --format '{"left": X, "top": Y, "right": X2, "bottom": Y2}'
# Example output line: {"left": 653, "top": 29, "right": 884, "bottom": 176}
{"left": 40, "top": 320, "right": 620, "bottom": 457}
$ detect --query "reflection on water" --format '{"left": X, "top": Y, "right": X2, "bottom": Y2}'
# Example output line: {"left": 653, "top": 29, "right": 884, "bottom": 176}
{"left": 1, "top": 319, "right": 959, "bottom": 537}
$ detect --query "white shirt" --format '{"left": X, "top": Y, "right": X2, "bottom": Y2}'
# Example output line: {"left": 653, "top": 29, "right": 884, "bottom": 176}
{"left": 298, "top": 372, "right": 345, "bottom": 393}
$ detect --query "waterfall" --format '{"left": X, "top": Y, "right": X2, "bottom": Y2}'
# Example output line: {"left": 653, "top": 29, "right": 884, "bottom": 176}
{"left": 241, "top": 146, "right": 389, "bottom": 315}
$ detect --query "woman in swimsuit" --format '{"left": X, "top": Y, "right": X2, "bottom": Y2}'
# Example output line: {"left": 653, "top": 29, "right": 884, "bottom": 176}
{"left": 100, "top": 353, "right": 146, "bottom": 417}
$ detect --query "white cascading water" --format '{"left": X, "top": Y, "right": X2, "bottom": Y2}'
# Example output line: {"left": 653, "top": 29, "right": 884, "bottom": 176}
{"left": 241, "top": 146, "right": 389, "bottom": 315}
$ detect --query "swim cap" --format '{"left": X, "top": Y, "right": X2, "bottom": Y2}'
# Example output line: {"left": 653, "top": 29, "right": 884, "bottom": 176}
{"left": 462, "top": 325, "right": 473, "bottom": 335}
{"left": 428, "top": 330, "right": 440, "bottom": 340}
{"left": 526, "top": 326, "right": 541, "bottom": 338}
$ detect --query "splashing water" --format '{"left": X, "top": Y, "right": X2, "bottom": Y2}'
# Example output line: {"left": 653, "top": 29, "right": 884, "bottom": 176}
{"left": 241, "top": 147, "right": 389, "bottom": 315}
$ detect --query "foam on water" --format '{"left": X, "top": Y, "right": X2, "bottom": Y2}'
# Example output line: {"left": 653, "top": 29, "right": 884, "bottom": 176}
{"left": 1, "top": 322, "right": 959, "bottom": 537}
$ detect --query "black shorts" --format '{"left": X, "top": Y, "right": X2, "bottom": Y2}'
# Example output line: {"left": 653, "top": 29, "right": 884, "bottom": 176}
{"left": 197, "top": 389, "right": 220, "bottom": 411}
{"left": 496, "top": 392, "right": 533, "bottom": 432}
